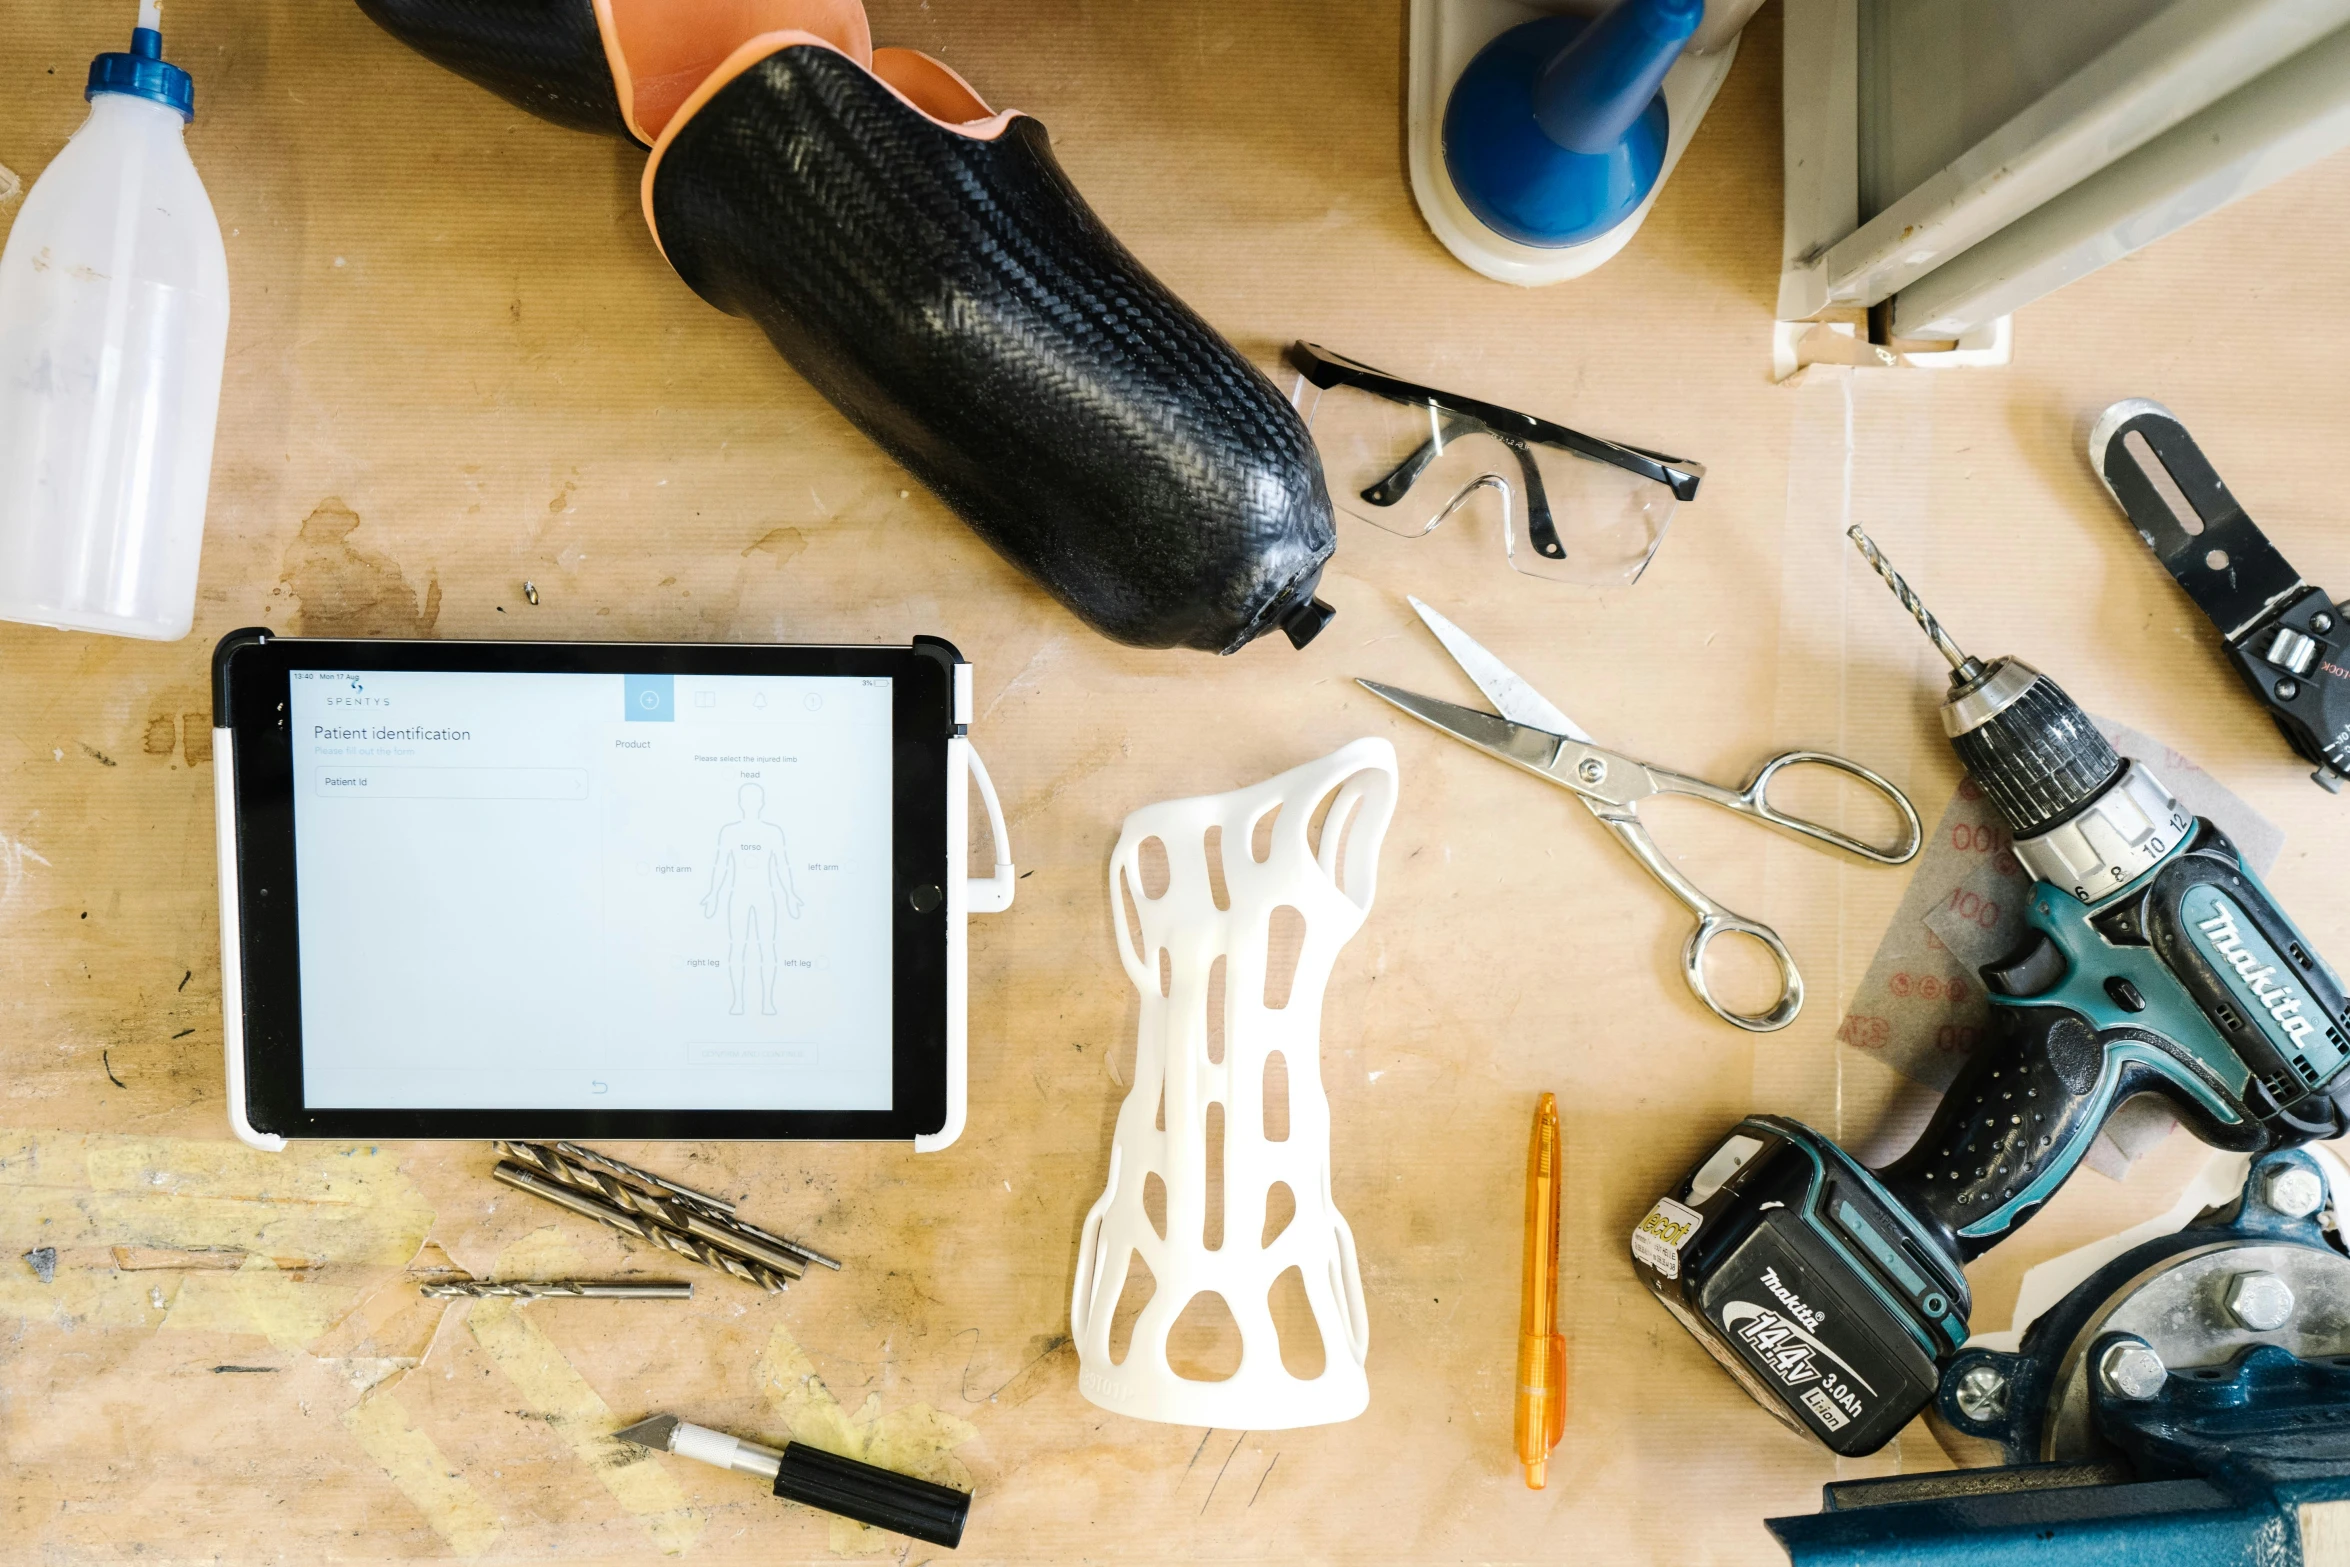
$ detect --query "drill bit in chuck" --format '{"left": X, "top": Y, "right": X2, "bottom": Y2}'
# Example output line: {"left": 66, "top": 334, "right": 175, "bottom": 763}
{"left": 1847, "top": 526, "right": 1982, "bottom": 678}
{"left": 1847, "top": 525, "right": 2124, "bottom": 837}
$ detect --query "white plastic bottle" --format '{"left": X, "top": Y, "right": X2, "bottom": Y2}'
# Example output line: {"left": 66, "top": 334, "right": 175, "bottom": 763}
{"left": 0, "top": 3, "right": 227, "bottom": 641}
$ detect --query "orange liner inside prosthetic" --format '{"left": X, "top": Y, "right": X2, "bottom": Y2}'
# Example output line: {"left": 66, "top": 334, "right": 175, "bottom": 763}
{"left": 600, "top": 0, "right": 1006, "bottom": 143}
{"left": 869, "top": 46, "right": 995, "bottom": 125}
{"left": 639, "top": 25, "right": 1015, "bottom": 260}
{"left": 598, "top": 0, "right": 873, "bottom": 141}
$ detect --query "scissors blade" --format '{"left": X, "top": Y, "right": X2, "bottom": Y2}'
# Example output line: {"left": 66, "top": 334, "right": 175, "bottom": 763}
{"left": 1356, "top": 680, "right": 1567, "bottom": 776}
{"left": 1405, "top": 597, "right": 1593, "bottom": 742}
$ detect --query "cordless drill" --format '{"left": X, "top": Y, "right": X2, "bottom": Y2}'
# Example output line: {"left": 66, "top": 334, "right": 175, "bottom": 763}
{"left": 1630, "top": 528, "right": 2350, "bottom": 1455}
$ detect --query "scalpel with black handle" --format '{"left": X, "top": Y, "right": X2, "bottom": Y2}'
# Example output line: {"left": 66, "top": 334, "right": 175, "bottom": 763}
{"left": 615, "top": 1415, "right": 969, "bottom": 1548}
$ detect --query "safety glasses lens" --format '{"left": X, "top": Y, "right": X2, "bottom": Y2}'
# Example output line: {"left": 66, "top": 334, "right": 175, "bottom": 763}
{"left": 1294, "top": 376, "right": 1679, "bottom": 586}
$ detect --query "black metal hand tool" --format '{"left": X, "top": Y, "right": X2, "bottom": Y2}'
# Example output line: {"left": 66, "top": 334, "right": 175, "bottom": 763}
{"left": 2091, "top": 400, "right": 2349, "bottom": 790}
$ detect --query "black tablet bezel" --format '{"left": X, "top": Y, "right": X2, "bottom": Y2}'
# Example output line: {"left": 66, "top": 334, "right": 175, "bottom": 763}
{"left": 218, "top": 634, "right": 956, "bottom": 1141}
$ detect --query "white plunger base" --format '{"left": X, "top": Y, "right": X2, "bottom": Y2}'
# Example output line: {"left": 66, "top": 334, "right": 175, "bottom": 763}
{"left": 1407, "top": 0, "right": 1740, "bottom": 286}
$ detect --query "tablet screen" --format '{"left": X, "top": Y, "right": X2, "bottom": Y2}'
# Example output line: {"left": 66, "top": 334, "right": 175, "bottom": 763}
{"left": 287, "top": 669, "right": 896, "bottom": 1111}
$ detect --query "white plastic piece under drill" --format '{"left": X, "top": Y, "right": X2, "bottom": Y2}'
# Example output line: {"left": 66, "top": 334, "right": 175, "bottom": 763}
{"left": 1071, "top": 738, "right": 1398, "bottom": 1429}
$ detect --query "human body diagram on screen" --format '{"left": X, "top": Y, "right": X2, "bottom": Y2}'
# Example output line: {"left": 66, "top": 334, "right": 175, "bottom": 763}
{"left": 699, "top": 783, "right": 804, "bottom": 1015}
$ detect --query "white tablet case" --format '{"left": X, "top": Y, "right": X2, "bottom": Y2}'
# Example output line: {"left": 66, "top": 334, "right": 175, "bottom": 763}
{"left": 215, "top": 656, "right": 1012, "bottom": 1152}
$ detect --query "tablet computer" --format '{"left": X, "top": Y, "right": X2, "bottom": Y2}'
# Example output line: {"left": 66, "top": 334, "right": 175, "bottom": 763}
{"left": 212, "top": 630, "right": 1012, "bottom": 1150}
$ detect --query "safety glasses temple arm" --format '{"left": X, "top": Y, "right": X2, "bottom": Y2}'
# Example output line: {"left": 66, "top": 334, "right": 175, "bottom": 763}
{"left": 1501, "top": 434, "right": 1561, "bottom": 560}
{"left": 1363, "top": 415, "right": 1482, "bottom": 506}
{"left": 1286, "top": 341, "right": 1704, "bottom": 501}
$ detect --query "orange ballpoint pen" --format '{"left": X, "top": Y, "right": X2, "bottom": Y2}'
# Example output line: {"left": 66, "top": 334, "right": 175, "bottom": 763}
{"left": 1515, "top": 1092, "right": 1567, "bottom": 1489}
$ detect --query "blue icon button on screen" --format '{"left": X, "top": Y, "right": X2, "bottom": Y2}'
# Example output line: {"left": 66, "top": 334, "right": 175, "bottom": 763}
{"left": 624, "top": 674, "right": 674, "bottom": 722}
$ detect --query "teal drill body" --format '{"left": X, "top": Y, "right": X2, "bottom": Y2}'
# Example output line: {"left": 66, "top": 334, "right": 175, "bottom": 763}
{"left": 1950, "top": 811, "right": 2350, "bottom": 1253}
{"left": 1632, "top": 530, "right": 2350, "bottom": 1457}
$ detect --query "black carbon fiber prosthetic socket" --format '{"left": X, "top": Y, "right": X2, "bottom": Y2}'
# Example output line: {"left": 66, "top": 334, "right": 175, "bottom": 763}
{"left": 356, "top": 0, "right": 630, "bottom": 140}
{"left": 650, "top": 46, "right": 1337, "bottom": 653}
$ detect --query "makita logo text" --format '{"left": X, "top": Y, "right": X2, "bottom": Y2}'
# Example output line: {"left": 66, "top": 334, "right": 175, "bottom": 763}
{"left": 1759, "top": 1266, "right": 1825, "bottom": 1331}
{"left": 2199, "top": 905, "right": 2320, "bottom": 1050}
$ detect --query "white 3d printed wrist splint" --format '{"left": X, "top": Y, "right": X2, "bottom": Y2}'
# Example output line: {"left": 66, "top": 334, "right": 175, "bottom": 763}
{"left": 1071, "top": 738, "right": 1398, "bottom": 1429}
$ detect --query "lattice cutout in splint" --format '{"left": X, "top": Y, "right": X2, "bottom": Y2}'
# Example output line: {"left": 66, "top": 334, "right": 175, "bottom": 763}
{"left": 1072, "top": 739, "right": 1397, "bottom": 1428}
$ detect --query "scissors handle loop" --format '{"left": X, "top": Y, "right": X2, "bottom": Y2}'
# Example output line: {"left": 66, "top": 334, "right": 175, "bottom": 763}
{"left": 1685, "top": 909, "right": 1806, "bottom": 1034}
{"left": 1591, "top": 811, "right": 1807, "bottom": 1032}
{"left": 1697, "top": 750, "right": 1923, "bottom": 865}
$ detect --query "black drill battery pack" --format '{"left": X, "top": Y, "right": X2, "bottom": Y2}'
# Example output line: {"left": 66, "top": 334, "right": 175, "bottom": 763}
{"left": 1631, "top": 1117, "right": 1970, "bottom": 1456}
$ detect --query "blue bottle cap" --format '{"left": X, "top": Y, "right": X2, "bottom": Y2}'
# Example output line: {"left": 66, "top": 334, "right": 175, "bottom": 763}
{"left": 87, "top": 27, "right": 194, "bottom": 120}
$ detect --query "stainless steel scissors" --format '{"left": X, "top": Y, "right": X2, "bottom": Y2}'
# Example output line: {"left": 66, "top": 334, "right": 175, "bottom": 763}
{"left": 1360, "top": 598, "right": 1923, "bottom": 1032}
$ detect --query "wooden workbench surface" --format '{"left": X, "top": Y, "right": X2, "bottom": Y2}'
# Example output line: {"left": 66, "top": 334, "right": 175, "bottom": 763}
{"left": 5, "top": 4, "right": 2348, "bottom": 1562}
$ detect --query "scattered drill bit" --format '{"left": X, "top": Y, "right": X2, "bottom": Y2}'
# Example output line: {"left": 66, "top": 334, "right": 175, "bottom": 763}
{"left": 497, "top": 1142, "right": 815, "bottom": 1278}
{"left": 550, "top": 1140, "right": 840, "bottom": 1268}
{"left": 523, "top": 580, "right": 539, "bottom": 605}
{"left": 712, "top": 1211, "right": 841, "bottom": 1272}
{"left": 500, "top": 1140, "right": 838, "bottom": 1271}
{"left": 543, "top": 1166, "right": 809, "bottom": 1278}
{"left": 491, "top": 1163, "right": 797, "bottom": 1293}
{"left": 22, "top": 1247, "right": 56, "bottom": 1284}
{"left": 419, "top": 1279, "right": 692, "bottom": 1299}
{"left": 554, "top": 1139, "right": 841, "bottom": 1270}
{"left": 548, "top": 1140, "right": 738, "bottom": 1215}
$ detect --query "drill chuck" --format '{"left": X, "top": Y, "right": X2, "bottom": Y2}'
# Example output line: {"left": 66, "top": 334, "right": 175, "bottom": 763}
{"left": 1941, "top": 657, "right": 2124, "bottom": 839}
{"left": 1843, "top": 529, "right": 2123, "bottom": 838}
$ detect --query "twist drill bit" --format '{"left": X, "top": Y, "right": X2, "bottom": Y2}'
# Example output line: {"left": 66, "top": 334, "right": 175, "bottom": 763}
{"left": 491, "top": 1163, "right": 795, "bottom": 1292}
{"left": 548, "top": 1140, "right": 739, "bottom": 1216}
{"left": 494, "top": 1143, "right": 813, "bottom": 1278}
{"left": 500, "top": 1140, "right": 839, "bottom": 1272}
{"left": 704, "top": 1213, "right": 840, "bottom": 1272}
{"left": 1846, "top": 526, "right": 1983, "bottom": 678}
{"left": 419, "top": 1280, "right": 693, "bottom": 1299}
{"left": 545, "top": 1140, "right": 841, "bottom": 1268}
{"left": 543, "top": 1162, "right": 808, "bottom": 1279}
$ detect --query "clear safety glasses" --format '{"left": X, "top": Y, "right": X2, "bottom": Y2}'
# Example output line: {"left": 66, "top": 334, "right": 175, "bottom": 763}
{"left": 1287, "top": 343, "right": 1703, "bottom": 586}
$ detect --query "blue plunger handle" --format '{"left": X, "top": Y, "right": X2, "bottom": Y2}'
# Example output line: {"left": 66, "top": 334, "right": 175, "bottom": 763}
{"left": 1534, "top": 0, "right": 1703, "bottom": 155}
